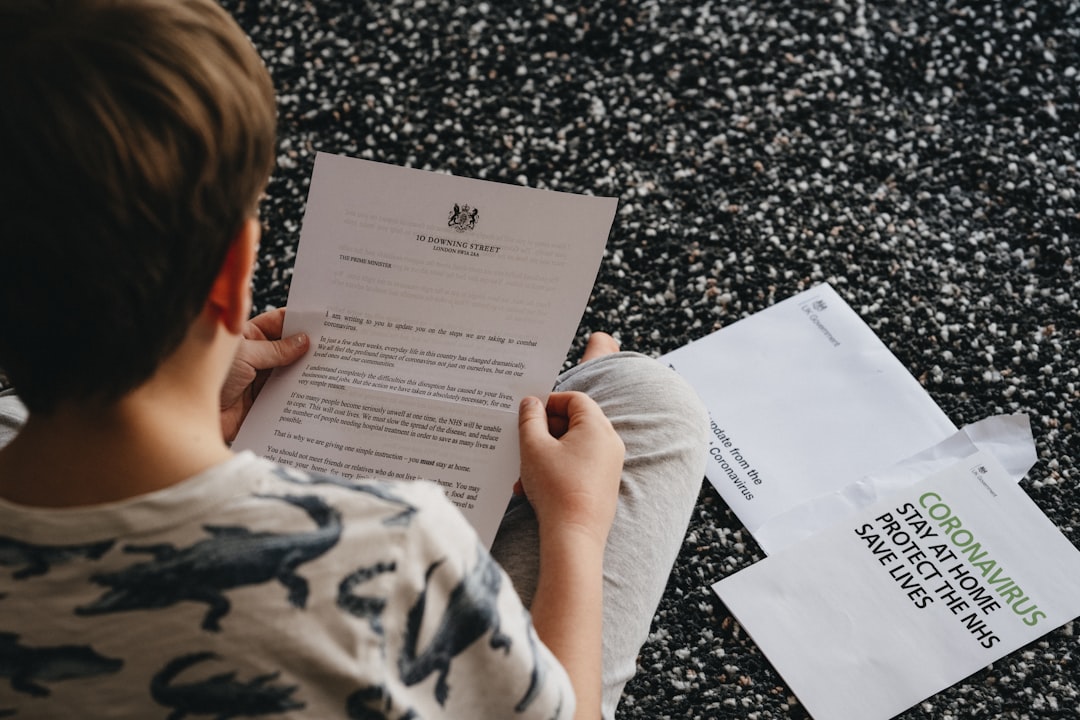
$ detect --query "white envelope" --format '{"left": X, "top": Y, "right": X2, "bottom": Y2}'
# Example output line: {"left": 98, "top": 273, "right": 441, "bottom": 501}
{"left": 713, "top": 450, "right": 1080, "bottom": 720}
{"left": 755, "top": 413, "right": 1037, "bottom": 553}
{"left": 662, "top": 283, "right": 958, "bottom": 554}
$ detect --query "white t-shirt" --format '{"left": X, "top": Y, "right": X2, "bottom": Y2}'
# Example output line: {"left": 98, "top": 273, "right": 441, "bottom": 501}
{"left": 0, "top": 451, "right": 573, "bottom": 719}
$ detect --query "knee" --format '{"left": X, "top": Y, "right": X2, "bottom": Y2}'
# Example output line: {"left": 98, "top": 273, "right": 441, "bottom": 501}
{"left": 613, "top": 353, "right": 705, "bottom": 415}
{"left": 564, "top": 352, "right": 709, "bottom": 447}
{"left": 587, "top": 354, "right": 709, "bottom": 519}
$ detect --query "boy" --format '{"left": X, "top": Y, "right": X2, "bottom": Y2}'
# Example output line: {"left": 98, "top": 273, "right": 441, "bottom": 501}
{"left": 0, "top": 1, "right": 708, "bottom": 718}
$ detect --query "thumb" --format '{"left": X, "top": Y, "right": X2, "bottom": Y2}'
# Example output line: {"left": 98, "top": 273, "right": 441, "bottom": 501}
{"left": 517, "top": 396, "right": 551, "bottom": 449}
{"left": 246, "top": 333, "right": 310, "bottom": 372}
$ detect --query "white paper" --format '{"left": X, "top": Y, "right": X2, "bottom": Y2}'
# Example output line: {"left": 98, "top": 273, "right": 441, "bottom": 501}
{"left": 755, "top": 414, "right": 1038, "bottom": 554}
{"left": 661, "top": 283, "right": 957, "bottom": 554}
{"left": 235, "top": 153, "right": 617, "bottom": 546}
{"left": 713, "top": 449, "right": 1080, "bottom": 720}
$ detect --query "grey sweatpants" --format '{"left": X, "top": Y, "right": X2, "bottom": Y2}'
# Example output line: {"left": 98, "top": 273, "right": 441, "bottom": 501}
{"left": 490, "top": 352, "right": 709, "bottom": 720}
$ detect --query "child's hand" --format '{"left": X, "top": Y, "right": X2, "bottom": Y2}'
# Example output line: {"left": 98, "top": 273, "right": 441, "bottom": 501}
{"left": 517, "top": 392, "right": 624, "bottom": 547}
{"left": 220, "top": 308, "right": 309, "bottom": 442}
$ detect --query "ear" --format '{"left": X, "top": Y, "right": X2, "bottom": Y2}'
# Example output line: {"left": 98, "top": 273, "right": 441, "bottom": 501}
{"left": 207, "top": 218, "right": 259, "bottom": 335}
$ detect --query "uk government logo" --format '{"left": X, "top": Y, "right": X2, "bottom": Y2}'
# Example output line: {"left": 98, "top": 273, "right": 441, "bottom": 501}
{"left": 799, "top": 294, "right": 841, "bottom": 347}
{"left": 448, "top": 203, "right": 479, "bottom": 233}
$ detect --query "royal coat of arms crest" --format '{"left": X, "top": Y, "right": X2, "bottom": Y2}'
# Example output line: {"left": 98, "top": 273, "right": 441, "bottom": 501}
{"left": 448, "top": 203, "right": 479, "bottom": 232}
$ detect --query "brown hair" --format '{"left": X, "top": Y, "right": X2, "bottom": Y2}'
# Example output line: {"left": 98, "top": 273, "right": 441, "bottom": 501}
{"left": 0, "top": 0, "right": 276, "bottom": 413}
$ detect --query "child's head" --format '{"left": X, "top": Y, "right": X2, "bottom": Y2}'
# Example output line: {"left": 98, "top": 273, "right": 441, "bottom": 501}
{"left": 0, "top": 0, "right": 276, "bottom": 414}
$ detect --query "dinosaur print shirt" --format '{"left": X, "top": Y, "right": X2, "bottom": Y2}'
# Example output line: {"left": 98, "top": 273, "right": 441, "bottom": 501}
{"left": 0, "top": 452, "right": 574, "bottom": 719}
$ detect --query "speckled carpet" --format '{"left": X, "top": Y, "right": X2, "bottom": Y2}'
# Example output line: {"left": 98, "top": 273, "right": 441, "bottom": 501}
{"left": 230, "top": 1, "right": 1079, "bottom": 717}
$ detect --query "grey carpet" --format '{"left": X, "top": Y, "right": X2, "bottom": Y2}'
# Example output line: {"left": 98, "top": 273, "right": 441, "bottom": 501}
{"left": 208, "top": 1, "right": 1080, "bottom": 717}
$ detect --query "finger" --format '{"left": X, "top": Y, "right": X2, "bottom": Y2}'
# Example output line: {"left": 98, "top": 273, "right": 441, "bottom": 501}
{"left": 518, "top": 396, "right": 554, "bottom": 447}
{"left": 542, "top": 391, "right": 604, "bottom": 427}
{"left": 546, "top": 413, "right": 570, "bottom": 438}
{"left": 246, "top": 307, "right": 288, "bottom": 340}
{"left": 240, "top": 333, "right": 310, "bottom": 372}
